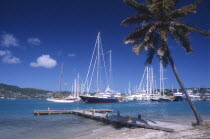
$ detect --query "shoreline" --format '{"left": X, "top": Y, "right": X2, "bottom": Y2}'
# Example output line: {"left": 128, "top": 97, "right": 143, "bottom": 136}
{"left": 1, "top": 99, "right": 209, "bottom": 139}
{"left": 75, "top": 120, "right": 210, "bottom": 139}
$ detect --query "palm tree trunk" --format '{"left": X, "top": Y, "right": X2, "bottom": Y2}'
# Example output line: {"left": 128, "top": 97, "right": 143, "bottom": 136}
{"left": 166, "top": 48, "right": 203, "bottom": 125}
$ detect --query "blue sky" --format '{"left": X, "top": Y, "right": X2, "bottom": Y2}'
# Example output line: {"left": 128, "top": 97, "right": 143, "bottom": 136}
{"left": 0, "top": 0, "right": 209, "bottom": 92}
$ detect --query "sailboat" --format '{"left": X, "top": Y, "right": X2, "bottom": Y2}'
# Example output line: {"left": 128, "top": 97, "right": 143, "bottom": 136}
{"left": 157, "top": 61, "right": 171, "bottom": 102}
{"left": 79, "top": 32, "right": 120, "bottom": 103}
{"left": 173, "top": 89, "right": 185, "bottom": 101}
{"left": 47, "top": 63, "right": 75, "bottom": 103}
{"left": 125, "top": 65, "right": 160, "bottom": 101}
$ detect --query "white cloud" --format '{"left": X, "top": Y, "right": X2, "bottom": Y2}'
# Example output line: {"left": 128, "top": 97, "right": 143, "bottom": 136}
{"left": 0, "top": 50, "right": 10, "bottom": 56}
{"left": 1, "top": 33, "right": 18, "bottom": 47}
{"left": 68, "top": 53, "right": 76, "bottom": 57}
{"left": 0, "top": 50, "right": 21, "bottom": 64}
{"left": 2, "top": 55, "right": 21, "bottom": 64}
{"left": 30, "top": 55, "right": 57, "bottom": 68}
{"left": 27, "top": 38, "right": 41, "bottom": 46}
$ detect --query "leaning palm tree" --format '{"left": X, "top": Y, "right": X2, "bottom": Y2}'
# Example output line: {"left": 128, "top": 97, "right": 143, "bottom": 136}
{"left": 121, "top": 0, "right": 210, "bottom": 125}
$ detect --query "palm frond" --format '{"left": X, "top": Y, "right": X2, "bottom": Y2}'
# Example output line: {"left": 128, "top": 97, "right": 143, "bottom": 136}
{"left": 148, "top": 0, "right": 176, "bottom": 17}
{"left": 121, "top": 14, "right": 153, "bottom": 26}
{"left": 124, "top": 24, "right": 151, "bottom": 44}
{"left": 160, "top": 55, "right": 169, "bottom": 68}
{"left": 168, "top": 0, "right": 202, "bottom": 19}
{"left": 124, "top": 0, "right": 151, "bottom": 14}
{"left": 157, "top": 29, "right": 168, "bottom": 55}
{"left": 142, "top": 21, "right": 162, "bottom": 44}
{"left": 132, "top": 42, "right": 145, "bottom": 54}
{"left": 158, "top": 37, "right": 169, "bottom": 67}
{"left": 145, "top": 48, "right": 155, "bottom": 65}
{"left": 172, "top": 26, "right": 192, "bottom": 53}
{"left": 171, "top": 21, "right": 210, "bottom": 37}
{"left": 122, "top": 0, "right": 209, "bottom": 67}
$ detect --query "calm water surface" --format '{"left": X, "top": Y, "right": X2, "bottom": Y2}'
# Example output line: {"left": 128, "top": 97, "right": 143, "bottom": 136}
{"left": 0, "top": 99, "right": 209, "bottom": 139}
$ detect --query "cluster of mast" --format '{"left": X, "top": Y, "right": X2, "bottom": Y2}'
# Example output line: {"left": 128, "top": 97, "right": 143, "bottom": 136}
{"left": 128, "top": 62, "right": 166, "bottom": 96}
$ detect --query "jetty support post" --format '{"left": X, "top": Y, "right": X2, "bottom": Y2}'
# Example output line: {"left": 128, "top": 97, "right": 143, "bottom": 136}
{"left": 117, "top": 111, "right": 120, "bottom": 116}
{"left": 48, "top": 107, "right": 50, "bottom": 111}
{"left": 126, "top": 116, "right": 130, "bottom": 121}
{"left": 83, "top": 110, "right": 85, "bottom": 116}
{"left": 138, "top": 114, "right": 141, "bottom": 120}
{"left": 105, "top": 112, "right": 109, "bottom": 118}
{"left": 92, "top": 110, "right": 95, "bottom": 116}
{"left": 126, "top": 116, "right": 130, "bottom": 127}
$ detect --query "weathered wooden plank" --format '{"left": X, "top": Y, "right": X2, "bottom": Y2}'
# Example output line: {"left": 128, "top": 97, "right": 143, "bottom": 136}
{"left": 108, "top": 115, "right": 174, "bottom": 132}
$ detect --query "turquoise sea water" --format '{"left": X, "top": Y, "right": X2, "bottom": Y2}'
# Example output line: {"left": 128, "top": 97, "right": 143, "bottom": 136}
{"left": 0, "top": 99, "right": 210, "bottom": 139}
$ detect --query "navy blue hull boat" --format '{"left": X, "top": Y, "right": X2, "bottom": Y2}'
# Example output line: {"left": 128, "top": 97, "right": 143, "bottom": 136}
{"left": 80, "top": 96, "right": 119, "bottom": 103}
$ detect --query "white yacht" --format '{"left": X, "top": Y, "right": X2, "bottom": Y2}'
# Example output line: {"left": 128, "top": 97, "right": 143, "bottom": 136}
{"left": 79, "top": 33, "right": 121, "bottom": 103}
{"left": 47, "top": 63, "right": 75, "bottom": 103}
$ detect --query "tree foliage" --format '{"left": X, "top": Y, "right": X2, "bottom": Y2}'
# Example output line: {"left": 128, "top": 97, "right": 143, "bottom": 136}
{"left": 122, "top": 0, "right": 210, "bottom": 66}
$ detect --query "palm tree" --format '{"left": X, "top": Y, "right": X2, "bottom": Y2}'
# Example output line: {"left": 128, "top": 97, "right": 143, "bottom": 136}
{"left": 121, "top": 0, "right": 210, "bottom": 125}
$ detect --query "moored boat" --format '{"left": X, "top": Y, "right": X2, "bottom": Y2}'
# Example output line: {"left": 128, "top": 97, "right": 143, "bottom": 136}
{"left": 173, "top": 91, "right": 185, "bottom": 102}
{"left": 79, "top": 95, "right": 119, "bottom": 103}
{"left": 151, "top": 98, "right": 160, "bottom": 102}
{"left": 46, "top": 63, "right": 76, "bottom": 103}
{"left": 46, "top": 98, "right": 75, "bottom": 103}
{"left": 158, "top": 98, "right": 172, "bottom": 102}
{"left": 81, "top": 33, "right": 121, "bottom": 103}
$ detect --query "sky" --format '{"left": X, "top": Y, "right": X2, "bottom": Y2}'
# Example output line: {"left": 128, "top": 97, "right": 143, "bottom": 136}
{"left": 0, "top": 0, "right": 209, "bottom": 92}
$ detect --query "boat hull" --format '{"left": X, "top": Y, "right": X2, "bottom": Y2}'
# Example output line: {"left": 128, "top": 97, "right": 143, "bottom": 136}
{"left": 173, "top": 96, "right": 185, "bottom": 102}
{"left": 158, "top": 98, "right": 171, "bottom": 102}
{"left": 151, "top": 98, "right": 159, "bottom": 102}
{"left": 80, "top": 96, "right": 119, "bottom": 103}
{"left": 46, "top": 99, "right": 74, "bottom": 103}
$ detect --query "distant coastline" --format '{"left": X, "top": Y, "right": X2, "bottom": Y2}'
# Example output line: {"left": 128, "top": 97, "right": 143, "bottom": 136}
{"left": 0, "top": 83, "right": 209, "bottom": 99}
{"left": 0, "top": 83, "right": 71, "bottom": 99}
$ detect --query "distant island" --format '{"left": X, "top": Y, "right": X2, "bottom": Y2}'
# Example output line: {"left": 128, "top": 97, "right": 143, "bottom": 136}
{"left": 0, "top": 83, "right": 209, "bottom": 99}
{"left": 0, "top": 83, "right": 72, "bottom": 99}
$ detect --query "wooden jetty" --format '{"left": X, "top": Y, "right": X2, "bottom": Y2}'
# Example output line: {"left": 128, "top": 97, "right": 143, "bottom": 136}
{"left": 34, "top": 108, "right": 192, "bottom": 132}
{"left": 34, "top": 108, "right": 112, "bottom": 115}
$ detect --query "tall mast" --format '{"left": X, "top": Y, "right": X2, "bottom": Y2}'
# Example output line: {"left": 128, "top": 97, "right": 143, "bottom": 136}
{"left": 172, "top": 84, "right": 174, "bottom": 93}
{"left": 160, "top": 61, "right": 162, "bottom": 96}
{"left": 96, "top": 32, "right": 100, "bottom": 93}
{"left": 71, "top": 83, "right": 73, "bottom": 95}
{"left": 108, "top": 50, "right": 112, "bottom": 88}
{"left": 146, "top": 65, "right": 149, "bottom": 94}
{"left": 77, "top": 73, "right": 80, "bottom": 98}
{"left": 162, "top": 64, "right": 165, "bottom": 96}
{"left": 155, "top": 80, "right": 158, "bottom": 94}
{"left": 149, "top": 67, "right": 152, "bottom": 95}
{"left": 128, "top": 81, "right": 131, "bottom": 95}
{"left": 74, "top": 79, "right": 77, "bottom": 98}
{"left": 160, "top": 61, "right": 165, "bottom": 96}
{"left": 138, "top": 67, "right": 146, "bottom": 92}
{"left": 84, "top": 33, "right": 98, "bottom": 93}
{"left": 85, "top": 32, "right": 108, "bottom": 93}
{"left": 58, "top": 62, "right": 64, "bottom": 99}
{"left": 81, "top": 79, "right": 84, "bottom": 95}
{"left": 151, "top": 67, "right": 154, "bottom": 95}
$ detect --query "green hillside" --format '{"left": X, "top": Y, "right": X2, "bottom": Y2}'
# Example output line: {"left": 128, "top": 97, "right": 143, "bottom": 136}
{"left": 0, "top": 83, "right": 71, "bottom": 99}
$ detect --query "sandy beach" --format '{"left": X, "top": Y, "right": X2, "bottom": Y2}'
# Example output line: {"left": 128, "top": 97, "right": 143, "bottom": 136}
{"left": 75, "top": 120, "right": 210, "bottom": 139}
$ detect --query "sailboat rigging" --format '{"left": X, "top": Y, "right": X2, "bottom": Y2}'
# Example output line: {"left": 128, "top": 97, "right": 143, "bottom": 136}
{"left": 46, "top": 63, "right": 75, "bottom": 103}
{"left": 80, "top": 32, "right": 120, "bottom": 103}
